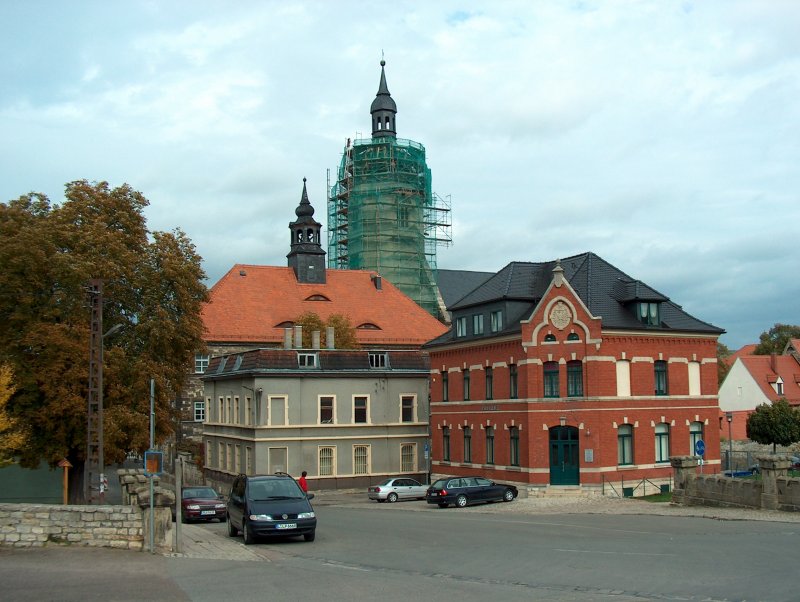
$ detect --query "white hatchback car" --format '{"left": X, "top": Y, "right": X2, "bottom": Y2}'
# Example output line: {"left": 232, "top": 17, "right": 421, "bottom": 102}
{"left": 367, "top": 477, "right": 428, "bottom": 503}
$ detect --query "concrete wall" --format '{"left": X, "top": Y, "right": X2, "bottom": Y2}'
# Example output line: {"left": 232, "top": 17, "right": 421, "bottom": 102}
{"left": 671, "top": 454, "right": 800, "bottom": 512}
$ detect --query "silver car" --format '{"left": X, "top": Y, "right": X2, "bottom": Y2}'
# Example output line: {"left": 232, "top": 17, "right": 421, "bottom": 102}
{"left": 368, "top": 477, "right": 428, "bottom": 503}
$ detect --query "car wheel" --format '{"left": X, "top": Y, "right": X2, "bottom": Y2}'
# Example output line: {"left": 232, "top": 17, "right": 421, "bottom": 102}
{"left": 227, "top": 516, "right": 238, "bottom": 537}
{"left": 456, "top": 494, "right": 468, "bottom": 508}
{"left": 503, "top": 489, "right": 515, "bottom": 502}
{"left": 304, "top": 531, "right": 316, "bottom": 542}
{"left": 387, "top": 492, "right": 399, "bottom": 503}
{"left": 437, "top": 502, "right": 448, "bottom": 508}
{"left": 243, "top": 519, "right": 255, "bottom": 545}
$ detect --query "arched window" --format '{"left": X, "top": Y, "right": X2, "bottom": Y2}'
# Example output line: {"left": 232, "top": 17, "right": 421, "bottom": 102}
{"left": 544, "top": 333, "right": 557, "bottom": 342}
{"left": 567, "top": 333, "right": 580, "bottom": 341}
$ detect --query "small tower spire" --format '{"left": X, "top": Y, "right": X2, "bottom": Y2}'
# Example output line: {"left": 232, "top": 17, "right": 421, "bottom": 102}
{"left": 287, "top": 178, "right": 326, "bottom": 283}
{"left": 370, "top": 59, "right": 397, "bottom": 138}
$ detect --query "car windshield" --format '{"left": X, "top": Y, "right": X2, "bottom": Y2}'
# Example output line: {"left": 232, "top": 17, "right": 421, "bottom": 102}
{"left": 183, "top": 487, "right": 218, "bottom": 499}
{"left": 250, "top": 480, "right": 305, "bottom": 501}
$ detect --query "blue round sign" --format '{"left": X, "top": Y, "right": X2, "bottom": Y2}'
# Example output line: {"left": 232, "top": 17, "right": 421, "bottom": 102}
{"left": 694, "top": 439, "right": 705, "bottom": 456}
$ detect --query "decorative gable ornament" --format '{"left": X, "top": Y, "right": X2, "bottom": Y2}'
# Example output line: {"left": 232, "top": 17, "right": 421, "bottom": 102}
{"left": 549, "top": 301, "right": 572, "bottom": 330}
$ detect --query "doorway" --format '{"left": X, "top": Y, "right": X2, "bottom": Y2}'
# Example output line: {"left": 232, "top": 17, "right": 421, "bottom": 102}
{"left": 549, "top": 426, "right": 580, "bottom": 485}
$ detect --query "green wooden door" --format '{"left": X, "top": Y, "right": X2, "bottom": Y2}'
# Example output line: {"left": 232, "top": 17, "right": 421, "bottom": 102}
{"left": 549, "top": 426, "right": 580, "bottom": 485}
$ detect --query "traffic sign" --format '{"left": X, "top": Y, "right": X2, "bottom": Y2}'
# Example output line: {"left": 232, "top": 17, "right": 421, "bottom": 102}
{"left": 694, "top": 439, "right": 705, "bottom": 457}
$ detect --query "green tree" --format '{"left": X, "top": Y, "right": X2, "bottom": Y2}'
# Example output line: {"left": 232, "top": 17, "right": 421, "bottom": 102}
{"left": 717, "top": 341, "right": 732, "bottom": 387}
{"left": 0, "top": 180, "right": 208, "bottom": 502}
{"left": 745, "top": 400, "right": 800, "bottom": 452}
{"left": 754, "top": 323, "right": 800, "bottom": 355}
{"left": 293, "top": 312, "right": 360, "bottom": 349}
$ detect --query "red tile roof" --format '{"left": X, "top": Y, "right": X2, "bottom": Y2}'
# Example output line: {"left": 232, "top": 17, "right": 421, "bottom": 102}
{"left": 738, "top": 355, "right": 800, "bottom": 404}
{"left": 724, "top": 343, "right": 758, "bottom": 366}
{"left": 202, "top": 265, "right": 448, "bottom": 347}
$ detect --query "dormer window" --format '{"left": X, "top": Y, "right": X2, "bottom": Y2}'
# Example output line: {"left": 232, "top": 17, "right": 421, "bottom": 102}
{"left": 636, "top": 302, "right": 660, "bottom": 326}
{"left": 298, "top": 353, "right": 317, "bottom": 368}
{"left": 774, "top": 377, "right": 784, "bottom": 396}
{"left": 456, "top": 317, "right": 467, "bottom": 337}
{"left": 369, "top": 352, "right": 388, "bottom": 368}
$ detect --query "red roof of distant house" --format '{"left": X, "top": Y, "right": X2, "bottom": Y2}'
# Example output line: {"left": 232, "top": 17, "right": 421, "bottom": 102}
{"left": 738, "top": 355, "right": 800, "bottom": 404}
{"left": 724, "top": 344, "right": 758, "bottom": 367}
{"left": 202, "top": 265, "right": 448, "bottom": 347}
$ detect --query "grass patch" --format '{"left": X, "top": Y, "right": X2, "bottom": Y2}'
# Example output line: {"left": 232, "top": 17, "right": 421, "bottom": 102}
{"left": 636, "top": 492, "right": 672, "bottom": 503}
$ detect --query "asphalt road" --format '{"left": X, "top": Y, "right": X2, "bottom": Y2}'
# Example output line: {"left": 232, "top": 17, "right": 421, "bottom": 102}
{"left": 2, "top": 500, "right": 797, "bottom": 602}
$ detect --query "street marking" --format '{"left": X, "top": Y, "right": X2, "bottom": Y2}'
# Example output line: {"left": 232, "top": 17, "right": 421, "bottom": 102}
{"left": 555, "top": 548, "right": 675, "bottom": 556}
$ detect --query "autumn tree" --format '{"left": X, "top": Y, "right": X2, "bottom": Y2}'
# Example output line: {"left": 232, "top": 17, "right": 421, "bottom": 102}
{"left": 0, "top": 364, "right": 26, "bottom": 467}
{"left": 0, "top": 180, "right": 208, "bottom": 502}
{"left": 754, "top": 324, "right": 800, "bottom": 356}
{"left": 293, "top": 312, "right": 360, "bottom": 349}
{"left": 717, "top": 341, "right": 732, "bottom": 387}
{"left": 746, "top": 400, "right": 800, "bottom": 452}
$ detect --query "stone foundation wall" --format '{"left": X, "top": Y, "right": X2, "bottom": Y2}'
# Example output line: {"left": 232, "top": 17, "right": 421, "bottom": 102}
{"left": 671, "top": 454, "right": 800, "bottom": 512}
{"left": 0, "top": 504, "right": 143, "bottom": 549}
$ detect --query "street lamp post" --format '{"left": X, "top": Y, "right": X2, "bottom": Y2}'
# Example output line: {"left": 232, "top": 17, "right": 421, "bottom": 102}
{"left": 726, "top": 412, "right": 734, "bottom": 475}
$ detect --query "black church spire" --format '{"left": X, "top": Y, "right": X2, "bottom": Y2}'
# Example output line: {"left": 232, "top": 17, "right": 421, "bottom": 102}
{"left": 370, "top": 59, "right": 397, "bottom": 138}
{"left": 287, "top": 178, "right": 326, "bottom": 283}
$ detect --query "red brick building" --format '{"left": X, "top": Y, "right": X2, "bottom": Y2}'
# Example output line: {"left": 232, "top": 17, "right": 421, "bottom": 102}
{"left": 425, "top": 253, "right": 724, "bottom": 495}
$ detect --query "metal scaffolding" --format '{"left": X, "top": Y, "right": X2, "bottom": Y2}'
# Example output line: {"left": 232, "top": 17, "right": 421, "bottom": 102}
{"left": 327, "top": 136, "right": 451, "bottom": 317}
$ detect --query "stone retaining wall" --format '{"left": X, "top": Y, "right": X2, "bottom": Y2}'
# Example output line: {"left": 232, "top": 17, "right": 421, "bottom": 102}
{"left": 0, "top": 467, "right": 176, "bottom": 551}
{"left": 0, "top": 504, "right": 143, "bottom": 549}
{"left": 671, "top": 454, "right": 800, "bottom": 512}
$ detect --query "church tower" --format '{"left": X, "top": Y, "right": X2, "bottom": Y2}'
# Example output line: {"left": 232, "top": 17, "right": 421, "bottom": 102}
{"left": 288, "top": 178, "right": 326, "bottom": 284}
{"left": 327, "top": 60, "right": 451, "bottom": 317}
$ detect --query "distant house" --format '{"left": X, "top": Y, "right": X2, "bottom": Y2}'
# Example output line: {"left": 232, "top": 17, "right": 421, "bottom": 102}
{"left": 178, "top": 180, "right": 447, "bottom": 442}
{"left": 425, "top": 253, "right": 724, "bottom": 495}
{"left": 201, "top": 342, "right": 431, "bottom": 491}
{"left": 718, "top": 340, "right": 800, "bottom": 440}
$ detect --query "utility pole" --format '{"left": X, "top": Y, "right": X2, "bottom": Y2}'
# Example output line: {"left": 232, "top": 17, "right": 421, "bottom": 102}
{"left": 85, "top": 280, "right": 103, "bottom": 504}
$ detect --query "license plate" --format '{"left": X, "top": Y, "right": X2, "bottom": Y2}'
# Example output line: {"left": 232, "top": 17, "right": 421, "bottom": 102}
{"left": 276, "top": 523, "right": 297, "bottom": 530}
{"left": 200, "top": 510, "right": 215, "bottom": 515}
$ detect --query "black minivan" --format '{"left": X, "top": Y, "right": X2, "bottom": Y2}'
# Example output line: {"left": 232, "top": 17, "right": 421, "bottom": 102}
{"left": 226, "top": 473, "right": 317, "bottom": 544}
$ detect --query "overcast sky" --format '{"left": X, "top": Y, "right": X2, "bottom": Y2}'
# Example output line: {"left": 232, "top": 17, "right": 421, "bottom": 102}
{"left": 1, "top": 1, "right": 797, "bottom": 350}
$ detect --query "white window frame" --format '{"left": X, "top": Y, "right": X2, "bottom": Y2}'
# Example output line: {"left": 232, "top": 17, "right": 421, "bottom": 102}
{"left": 353, "top": 445, "right": 370, "bottom": 475}
{"left": 353, "top": 395, "right": 370, "bottom": 424}
{"left": 298, "top": 353, "right": 317, "bottom": 368}
{"left": 319, "top": 395, "right": 336, "bottom": 424}
{"left": 490, "top": 310, "right": 503, "bottom": 333}
{"left": 655, "top": 423, "right": 670, "bottom": 463}
{"left": 193, "top": 400, "right": 205, "bottom": 422}
{"left": 456, "top": 317, "right": 467, "bottom": 337}
{"left": 401, "top": 443, "right": 417, "bottom": 472}
{"left": 268, "top": 395, "right": 288, "bottom": 426}
{"left": 319, "top": 446, "right": 336, "bottom": 476}
{"left": 401, "top": 394, "right": 417, "bottom": 423}
{"left": 194, "top": 353, "right": 209, "bottom": 374}
{"left": 368, "top": 352, "right": 388, "bottom": 368}
{"left": 473, "top": 314, "right": 484, "bottom": 335}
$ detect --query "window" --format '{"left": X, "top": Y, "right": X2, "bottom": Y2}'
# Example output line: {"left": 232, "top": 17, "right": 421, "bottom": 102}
{"left": 319, "top": 396, "right": 334, "bottom": 424}
{"left": 227, "top": 443, "right": 233, "bottom": 472}
{"left": 688, "top": 361, "right": 701, "bottom": 396}
{"left": 463, "top": 370, "right": 470, "bottom": 401}
{"left": 509, "top": 364, "right": 518, "bottom": 399}
{"left": 485, "top": 366, "right": 493, "bottom": 400}
{"left": 234, "top": 445, "right": 241, "bottom": 473}
{"left": 299, "top": 353, "right": 317, "bottom": 368}
{"left": 490, "top": 310, "right": 503, "bottom": 333}
{"left": 775, "top": 379, "right": 784, "bottom": 396}
{"left": 218, "top": 442, "right": 225, "bottom": 471}
{"left": 354, "top": 396, "right": 368, "bottom": 423}
{"left": 226, "top": 397, "right": 232, "bottom": 423}
{"left": 218, "top": 397, "right": 224, "bottom": 422}
{"left": 690, "top": 421, "right": 704, "bottom": 456}
{"left": 234, "top": 396, "right": 240, "bottom": 424}
{"left": 544, "top": 333, "right": 556, "bottom": 342}
{"left": 269, "top": 395, "right": 287, "bottom": 426}
{"left": 401, "top": 395, "right": 416, "bottom": 422}
{"left": 567, "top": 333, "right": 580, "bottom": 341}
{"left": 655, "top": 423, "right": 670, "bottom": 463}
{"left": 616, "top": 360, "right": 631, "bottom": 397}
{"left": 442, "top": 426, "right": 451, "bottom": 461}
{"left": 463, "top": 427, "right": 472, "bottom": 463}
{"left": 456, "top": 317, "right": 467, "bottom": 337}
{"left": 618, "top": 424, "right": 633, "bottom": 465}
{"left": 353, "top": 445, "right": 370, "bottom": 475}
{"left": 544, "top": 362, "right": 559, "bottom": 398}
{"left": 442, "top": 372, "right": 449, "bottom": 402}
{"left": 319, "top": 447, "right": 335, "bottom": 476}
{"left": 636, "top": 302, "right": 660, "bottom": 326}
{"left": 194, "top": 354, "right": 209, "bottom": 374}
{"left": 509, "top": 426, "right": 520, "bottom": 467}
{"left": 655, "top": 361, "right": 668, "bottom": 396}
{"left": 486, "top": 426, "right": 495, "bottom": 464}
{"left": 193, "top": 401, "right": 205, "bottom": 422}
{"left": 245, "top": 446, "right": 253, "bottom": 474}
{"left": 368, "top": 352, "right": 387, "bottom": 368}
{"left": 473, "top": 314, "right": 484, "bottom": 335}
{"left": 401, "top": 443, "right": 416, "bottom": 472}
{"left": 398, "top": 205, "right": 409, "bottom": 228}
{"left": 567, "top": 361, "right": 583, "bottom": 397}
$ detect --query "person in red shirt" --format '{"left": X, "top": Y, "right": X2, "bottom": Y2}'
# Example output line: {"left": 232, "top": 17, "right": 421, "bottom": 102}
{"left": 298, "top": 471, "right": 308, "bottom": 494}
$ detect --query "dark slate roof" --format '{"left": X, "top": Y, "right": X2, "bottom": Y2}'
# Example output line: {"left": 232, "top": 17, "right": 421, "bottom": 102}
{"left": 436, "top": 269, "right": 494, "bottom": 307}
{"left": 426, "top": 252, "right": 723, "bottom": 347}
{"left": 204, "top": 348, "right": 429, "bottom": 378}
